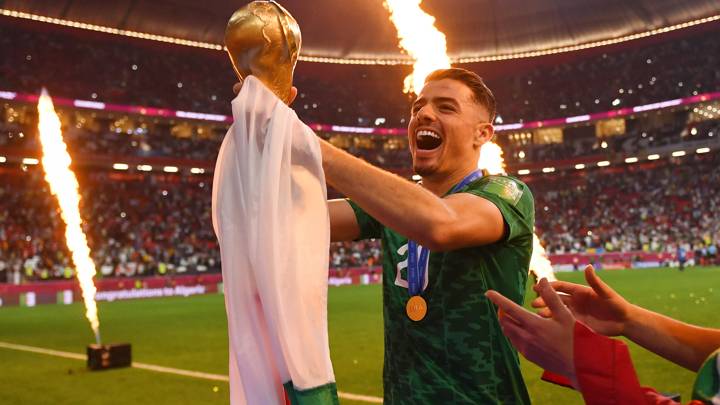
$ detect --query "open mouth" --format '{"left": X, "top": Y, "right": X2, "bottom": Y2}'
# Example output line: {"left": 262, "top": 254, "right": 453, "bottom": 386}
{"left": 416, "top": 129, "right": 443, "bottom": 150}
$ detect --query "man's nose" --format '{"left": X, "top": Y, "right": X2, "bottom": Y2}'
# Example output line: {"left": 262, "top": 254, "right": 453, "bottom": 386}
{"left": 416, "top": 104, "right": 437, "bottom": 123}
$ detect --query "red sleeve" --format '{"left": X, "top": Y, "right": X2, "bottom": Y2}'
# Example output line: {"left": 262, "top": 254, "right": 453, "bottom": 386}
{"left": 540, "top": 321, "right": 680, "bottom": 405}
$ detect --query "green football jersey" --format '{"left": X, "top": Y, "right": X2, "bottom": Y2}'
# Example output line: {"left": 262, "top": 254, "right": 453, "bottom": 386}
{"left": 349, "top": 174, "right": 535, "bottom": 404}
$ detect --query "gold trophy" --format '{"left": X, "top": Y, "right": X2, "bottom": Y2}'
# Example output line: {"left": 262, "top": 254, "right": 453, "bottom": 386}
{"left": 225, "top": 1, "right": 301, "bottom": 105}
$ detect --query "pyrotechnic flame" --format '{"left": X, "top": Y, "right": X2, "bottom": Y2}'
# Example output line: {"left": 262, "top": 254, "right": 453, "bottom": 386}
{"left": 478, "top": 142, "right": 505, "bottom": 175}
{"left": 37, "top": 89, "right": 101, "bottom": 344}
{"left": 530, "top": 233, "right": 557, "bottom": 282}
{"left": 384, "top": 0, "right": 451, "bottom": 94}
{"left": 478, "top": 142, "right": 556, "bottom": 282}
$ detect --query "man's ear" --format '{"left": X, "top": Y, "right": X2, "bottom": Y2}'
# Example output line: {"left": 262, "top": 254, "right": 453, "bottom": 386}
{"left": 473, "top": 122, "right": 494, "bottom": 148}
{"left": 288, "top": 86, "right": 298, "bottom": 105}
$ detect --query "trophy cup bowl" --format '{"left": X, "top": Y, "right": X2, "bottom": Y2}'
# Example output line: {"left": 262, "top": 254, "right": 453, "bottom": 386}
{"left": 225, "top": 1, "right": 302, "bottom": 104}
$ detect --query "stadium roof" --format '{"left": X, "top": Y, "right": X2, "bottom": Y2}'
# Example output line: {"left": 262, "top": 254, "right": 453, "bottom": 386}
{"left": 3, "top": 0, "right": 720, "bottom": 62}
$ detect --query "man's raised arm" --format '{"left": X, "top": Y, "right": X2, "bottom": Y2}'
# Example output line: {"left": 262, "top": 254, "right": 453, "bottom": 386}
{"left": 320, "top": 140, "right": 505, "bottom": 251}
{"left": 329, "top": 199, "right": 360, "bottom": 242}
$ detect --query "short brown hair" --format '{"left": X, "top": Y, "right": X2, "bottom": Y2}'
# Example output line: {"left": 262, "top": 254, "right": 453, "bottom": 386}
{"left": 425, "top": 68, "right": 496, "bottom": 123}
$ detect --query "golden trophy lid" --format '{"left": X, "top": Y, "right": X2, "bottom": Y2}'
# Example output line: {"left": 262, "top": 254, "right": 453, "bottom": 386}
{"left": 225, "top": 1, "right": 302, "bottom": 104}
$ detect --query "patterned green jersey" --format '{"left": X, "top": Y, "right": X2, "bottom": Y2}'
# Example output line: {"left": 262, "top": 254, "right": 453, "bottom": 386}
{"left": 692, "top": 349, "right": 720, "bottom": 404}
{"left": 349, "top": 174, "right": 534, "bottom": 404}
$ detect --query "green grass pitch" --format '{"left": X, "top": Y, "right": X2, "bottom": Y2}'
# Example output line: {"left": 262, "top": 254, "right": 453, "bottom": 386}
{"left": 1, "top": 267, "right": 719, "bottom": 404}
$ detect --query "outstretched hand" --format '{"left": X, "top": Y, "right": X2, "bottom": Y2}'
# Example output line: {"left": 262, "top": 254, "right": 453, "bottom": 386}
{"left": 486, "top": 278, "right": 578, "bottom": 387}
{"left": 531, "top": 265, "right": 631, "bottom": 336}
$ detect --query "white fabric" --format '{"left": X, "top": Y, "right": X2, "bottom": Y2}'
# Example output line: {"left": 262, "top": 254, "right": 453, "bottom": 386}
{"left": 212, "top": 76, "right": 335, "bottom": 405}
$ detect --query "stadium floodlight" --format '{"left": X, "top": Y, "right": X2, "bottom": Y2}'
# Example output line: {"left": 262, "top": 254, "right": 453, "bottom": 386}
{"left": 671, "top": 150, "right": 686, "bottom": 157}
{"left": 112, "top": 163, "right": 129, "bottom": 170}
{"left": 696, "top": 147, "right": 711, "bottom": 154}
{"left": 163, "top": 166, "right": 179, "bottom": 173}
{"left": 574, "top": 163, "right": 586, "bottom": 170}
{"left": 597, "top": 161, "right": 610, "bottom": 167}
{"left": 542, "top": 167, "right": 555, "bottom": 173}
{"left": 22, "top": 158, "right": 40, "bottom": 165}
{"left": 647, "top": 154, "right": 661, "bottom": 160}
{"left": 0, "top": 156, "right": 6, "bottom": 163}
{"left": 190, "top": 168, "right": 206, "bottom": 174}
{"left": 624, "top": 157, "right": 639, "bottom": 163}
{"left": 137, "top": 165, "right": 152, "bottom": 172}
{"left": 518, "top": 169, "right": 531, "bottom": 175}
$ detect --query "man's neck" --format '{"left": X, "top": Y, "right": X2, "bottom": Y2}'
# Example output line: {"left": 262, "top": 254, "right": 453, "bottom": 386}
{"left": 421, "top": 166, "right": 478, "bottom": 196}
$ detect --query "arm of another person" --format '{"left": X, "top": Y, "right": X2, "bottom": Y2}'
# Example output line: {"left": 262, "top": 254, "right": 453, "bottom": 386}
{"left": 532, "top": 265, "right": 720, "bottom": 371}
{"left": 622, "top": 304, "right": 720, "bottom": 371}
{"left": 320, "top": 141, "right": 504, "bottom": 251}
{"left": 487, "top": 280, "right": 680, "bottom": 405}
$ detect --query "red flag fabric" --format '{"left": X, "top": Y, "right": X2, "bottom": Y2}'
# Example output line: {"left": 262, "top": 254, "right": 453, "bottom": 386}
{"left": 541, "top": 321, "right": 681, "bottom": 405}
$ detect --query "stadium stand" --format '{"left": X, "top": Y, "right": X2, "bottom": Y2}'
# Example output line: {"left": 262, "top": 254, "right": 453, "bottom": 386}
{"left": 1, "top": 18, "right": 720, "bottom": 284}
{"left": 2, "top": 20, "right": 720, "bottom": 124}
{"left": 2, "top": 148, "right": 719, "bottom": 284}
{"left": 0, "top": 170, "right": 219, "bottom": 283}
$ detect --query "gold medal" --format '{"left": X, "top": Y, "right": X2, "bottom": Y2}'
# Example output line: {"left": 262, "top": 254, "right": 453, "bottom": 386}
{"left": 406, "top": 296, "right": 427, "bottom": 321}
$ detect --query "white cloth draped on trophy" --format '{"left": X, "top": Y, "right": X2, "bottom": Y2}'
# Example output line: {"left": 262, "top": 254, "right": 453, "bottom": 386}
{"left": 212, "top": 76, "right": 338, "bottom": 405}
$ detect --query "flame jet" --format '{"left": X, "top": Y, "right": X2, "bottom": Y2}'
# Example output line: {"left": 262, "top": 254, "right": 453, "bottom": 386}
{"left": 37, "top": 89, "right": 101, "bottom": 343}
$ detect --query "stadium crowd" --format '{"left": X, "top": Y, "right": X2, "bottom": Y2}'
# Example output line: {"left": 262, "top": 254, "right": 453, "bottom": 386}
{"left": 0, "top": 170, "right": 220, "bottom": 283}
{"left": 3, "top": 18, "right": 719, "bottom": 168}
{"left": 2, "top": 110, "right": 717, "bottom": 171}
{"left": 2, "top": 18, "right": 720, "bottom": 284}
{"left": 2, "top": 151, "right": 719, "bottom": 284}
{"left": 499, "top": 111, "right": 720, "bottom": 165}
{"left": 0, "top": 121, "right": 225, "bottom": 162}
{"left": 1, "top": 19, "right": 719, "bottom": 125}
{"left": 533, "top": 152, "right": 720, "bottom": 258}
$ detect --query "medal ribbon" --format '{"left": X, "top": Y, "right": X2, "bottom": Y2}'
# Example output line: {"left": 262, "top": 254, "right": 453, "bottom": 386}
{"left": 407, "top": 169, "right": 484, "bottom": 297}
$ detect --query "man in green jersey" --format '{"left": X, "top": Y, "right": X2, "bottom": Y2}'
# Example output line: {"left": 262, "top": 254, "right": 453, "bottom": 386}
{"left": 320, "top": 68, "right": 535, "bottom": 403}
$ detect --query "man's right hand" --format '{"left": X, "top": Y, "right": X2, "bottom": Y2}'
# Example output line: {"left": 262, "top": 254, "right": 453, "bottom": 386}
{"left": 232, "top": 78, "right": 298, "bottom": 104}
{"left": 232, "top": 80, "right": 244, "bottom": 95}
{"left": 531, "top": 265, "right": 633, "bottom": 337}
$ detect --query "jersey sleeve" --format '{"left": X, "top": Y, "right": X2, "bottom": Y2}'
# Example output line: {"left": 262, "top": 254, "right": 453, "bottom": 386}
{"left": 463, "top": 175, "right": 534, "bottom": 245}
{"left": 346, "top": 199, "right": 384, "bottom": 240}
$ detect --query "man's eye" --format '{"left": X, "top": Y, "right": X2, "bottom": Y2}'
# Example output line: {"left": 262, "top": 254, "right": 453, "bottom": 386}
{"left": 440, "top": 105, "right": 455, "bottom": 112}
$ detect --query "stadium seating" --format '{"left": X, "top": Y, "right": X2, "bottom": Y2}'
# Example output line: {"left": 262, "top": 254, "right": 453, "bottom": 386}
{"left": 2, "top": 150, "right": 718, "bottom": 284}
{"left": 1, "top": 19, "right": 720, "bottom": 284}
{"left": 2, "top": 20, "right": 719, "bottom": 124}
